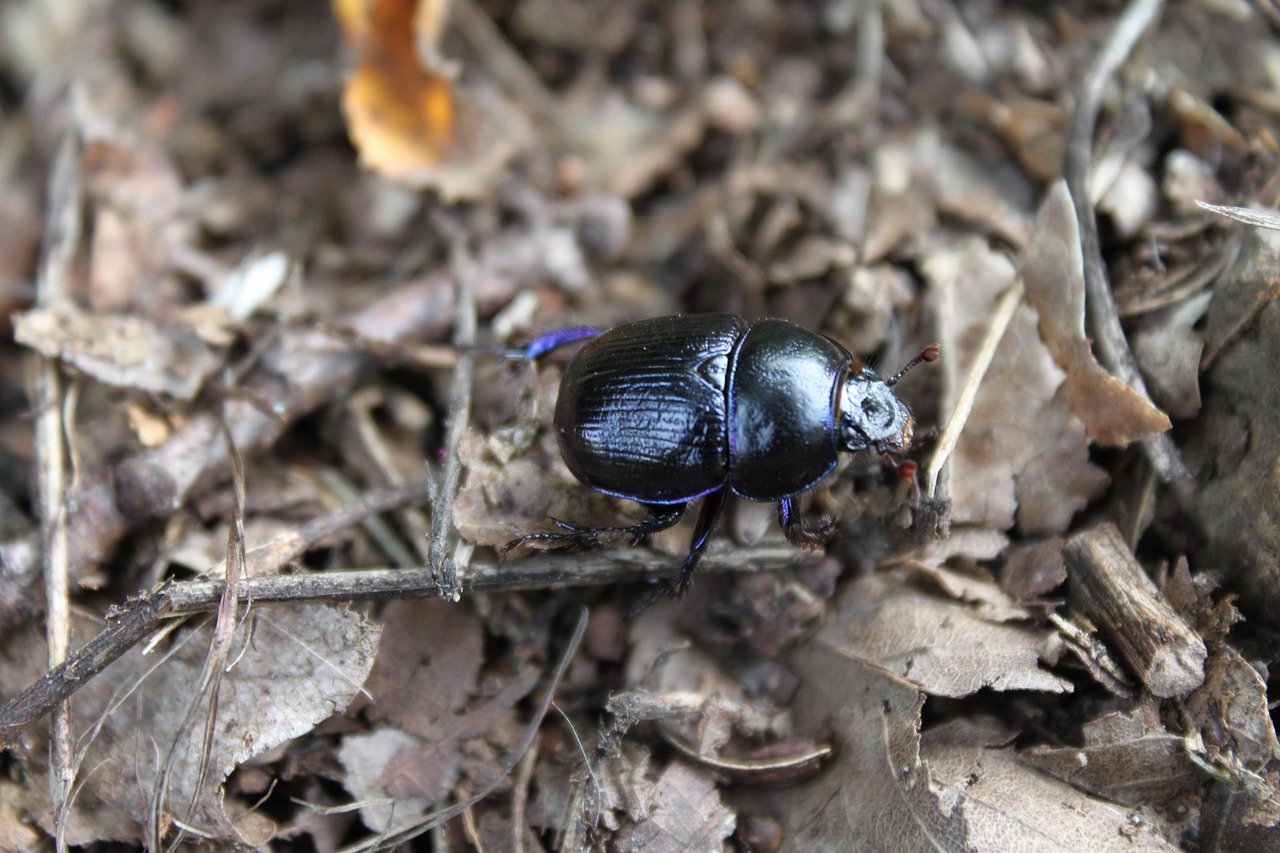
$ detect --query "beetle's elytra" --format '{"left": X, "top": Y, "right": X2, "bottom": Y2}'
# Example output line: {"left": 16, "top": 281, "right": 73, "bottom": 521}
{"left": 505, "top": 313, "right": 938, "bottom": 597}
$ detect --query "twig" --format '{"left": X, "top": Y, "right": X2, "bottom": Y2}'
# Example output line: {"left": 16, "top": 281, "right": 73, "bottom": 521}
{"left": 428, "top": 231, "right": 478, "bottom": 598}
{"left": 0, "top": 537, "right": 805, "bottom": 746}
{"left": 925, "top": 281, "right": 1023, "bottom": 498}
{"left": 34, "top": 131, "right": 82, "bottom": 843}
{"left": 1064, "top": 522, "right": 1206, "bottom": 697}
{"left": 1062, "top": 0, "right": 1188, "bottom": 481}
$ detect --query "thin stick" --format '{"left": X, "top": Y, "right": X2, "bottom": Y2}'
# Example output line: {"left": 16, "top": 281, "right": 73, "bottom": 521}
{"left": 0, "top": 511, "right": 805, "bottom": 745}
{"left": 34, "top": 131, "right": 82, "bottom": 842}
{"left": 428, "top": 231, "right": 478, "bottom": 598}
{"left": 925, "top": 282, "right": 1023, "bottom": 498}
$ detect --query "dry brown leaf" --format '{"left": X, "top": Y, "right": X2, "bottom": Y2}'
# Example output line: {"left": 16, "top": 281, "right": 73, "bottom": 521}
{"left": 81, "top": 138, "right": 192, "bottom": 315}
{"left": 926, "top": 721, "right": 1181, "bottom": 851}
{"left": 21, "top": 605, "right": 380, "bottom": 846}
{"left": 1014, "top": 386, "right": 1114, "bottom": 534}
{"left": 737, "top": 655, "right": 965, "bottom": 851}
{"left": 14, "top": 304, "right": 222, "bottom": 400}
{"left": 611, "top": 761, "right": 736, "bottom": 853}
{"left": 1001, "top": 536, "right": 1067, "bottom": 600}
{"left": 1184, "top": 647, "right": 1280, "bottom": 773}
{"left": 1024, "top": 704, "right": 1200, "bottom": 806}
{"left": 903, "top": 561, "right": 1030, "bottom": 623}
{"left": 339, "top": 599, "right": 539, "bottom": 833}
{"left": 923, "top": 237, "right": 1108, "bottom": 534}
{"left": 333, "top": 0, "right": 521, "bottom": 197}
{"left": 815, "top": 571, "right": 1072, "bottom": 697}
{"left": 1020, "top": 181, "right": 1172, "bottom": 446}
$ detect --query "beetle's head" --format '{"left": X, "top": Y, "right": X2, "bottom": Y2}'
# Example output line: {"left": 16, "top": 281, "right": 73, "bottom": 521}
{"left": 837, "top": 343, "right": 939, "bottom": 460}
{"left": 838, "top": 368, "right": 915, "bottom": 456}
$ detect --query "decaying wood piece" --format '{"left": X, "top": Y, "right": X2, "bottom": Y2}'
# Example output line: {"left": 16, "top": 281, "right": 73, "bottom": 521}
{"left": 1063, "top": 523, "right": 1206, "bottom": 697}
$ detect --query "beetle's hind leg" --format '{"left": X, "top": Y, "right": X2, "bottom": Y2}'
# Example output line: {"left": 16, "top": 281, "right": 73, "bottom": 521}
{"left": 503, "top": 504, "right": 686, "bottom": 554}
{"left": 778, "top": 495, "right": 837, "bottom": 548}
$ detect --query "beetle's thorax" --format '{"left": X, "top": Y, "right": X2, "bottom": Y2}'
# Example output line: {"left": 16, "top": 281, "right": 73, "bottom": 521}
{"left": 724, "top": 319, "right": 850, "bottom": 501}
{"left": 837, "top": 366, "right": 915, "bottom": 456}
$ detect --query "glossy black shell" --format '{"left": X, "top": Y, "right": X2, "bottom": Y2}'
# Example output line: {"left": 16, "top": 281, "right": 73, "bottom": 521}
{"left": 553, "top": 314, "right": 855, "bottom": 505}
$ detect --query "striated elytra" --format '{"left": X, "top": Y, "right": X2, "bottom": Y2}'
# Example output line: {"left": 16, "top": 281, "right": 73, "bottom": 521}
{"left": 505, "top": 314, "right": 938, "bottom": 597}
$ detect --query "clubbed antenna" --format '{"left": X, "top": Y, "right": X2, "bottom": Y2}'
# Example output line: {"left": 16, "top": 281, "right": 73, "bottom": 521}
{"left": 887, "top": 343, "right": 941, "bottom": 387}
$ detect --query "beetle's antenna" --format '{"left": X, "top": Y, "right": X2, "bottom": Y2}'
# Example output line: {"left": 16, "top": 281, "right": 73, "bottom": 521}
{"left": 887, "top": 343, "right": 941, "bottom": 387}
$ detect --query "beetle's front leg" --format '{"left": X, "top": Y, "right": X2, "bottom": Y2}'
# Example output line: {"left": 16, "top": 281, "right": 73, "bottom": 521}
{"left": 503, "top": 504, "right": 686, "bottom": 554}
{"left": 778, "top": 495, "right": 836, "bottom": 548}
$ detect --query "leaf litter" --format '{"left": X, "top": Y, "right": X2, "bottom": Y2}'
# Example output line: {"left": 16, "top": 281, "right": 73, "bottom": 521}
{"left": 2, "top": 0, "right": 1280, "bottom": 850}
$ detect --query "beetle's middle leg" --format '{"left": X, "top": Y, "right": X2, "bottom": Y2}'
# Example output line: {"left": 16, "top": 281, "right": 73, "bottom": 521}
{"left": 503, "top": 504, "right": 686, "bottom": 554}
{"left": 778, "top": 495, "right": 836, "bottom": 548}
{"left": 664, "top": 488, "right": 730, "bottom": 598}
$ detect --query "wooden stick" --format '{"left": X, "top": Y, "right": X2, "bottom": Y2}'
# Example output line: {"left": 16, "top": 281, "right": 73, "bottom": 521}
{"left": 1063, "top": 523, "right": 1206, "bottom": 697}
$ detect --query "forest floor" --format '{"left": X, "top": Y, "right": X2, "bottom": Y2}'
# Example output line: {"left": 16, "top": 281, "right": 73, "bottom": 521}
{"left": 1, "top": 0, "right": 1279, "bottom": 850}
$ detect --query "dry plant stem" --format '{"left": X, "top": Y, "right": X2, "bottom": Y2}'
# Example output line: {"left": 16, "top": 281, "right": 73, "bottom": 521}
{"left": 1063, "top": 522, "right": 1206, "bottom": 697}
{"left": 33, "top": 132, "right": 81, "bottom": 836}
{"left": 150, "top": 408, "right": 251, "bottom": 849}
{"left": 925, "top": 281, "right": 1024, "bottom": 498}
{"left": 511, "top": 734, "right": 539, "bottom": 853}
{"left": 0, "top": 538, "right": 802, "bottom": 745}
{"left": 429, "top": 239, "right": 478, "bottom": 598}
{"left": 1063, "top": 0, "right": 1189, "bottom": 482}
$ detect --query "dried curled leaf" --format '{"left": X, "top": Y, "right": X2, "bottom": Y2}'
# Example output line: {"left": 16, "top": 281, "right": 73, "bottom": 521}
{"left": 926, "top": 721, "right": 1181, "bottom": 852}
{"left": 748, "top": 656, "right": 965, "bottom": 851}
{"left": 815, "top": 571, "right": 1072, "bottom": 698}
{"left": 333, "top": 0, "right": 454, "bottom": 178}
{"left": 26, "top": 605, "right": 380, "bottom": 846}
{"left": 333, "top": 0, "right": 522, "bottom": 197}
{"left": 924, "top": 238, "right": 1108, "bottom": 534}
{"left": 1020, "top": 181, "right": 1172, "bottom": 446}
{"left": 1024, "top": 704, "right": 1200, "bottom": 805}
{"left": 15, "top": 305, "right": 221, "bottom": 400}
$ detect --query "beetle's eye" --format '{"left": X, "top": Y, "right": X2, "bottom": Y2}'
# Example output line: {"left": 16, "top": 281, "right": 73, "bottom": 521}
{"left": 862, "top": 396, "right": 889, "bottom": 426}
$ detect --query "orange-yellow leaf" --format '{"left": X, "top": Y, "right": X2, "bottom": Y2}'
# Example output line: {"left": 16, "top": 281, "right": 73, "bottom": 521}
{"left": 334, "top": 0, "right": 455, "bottom": 179}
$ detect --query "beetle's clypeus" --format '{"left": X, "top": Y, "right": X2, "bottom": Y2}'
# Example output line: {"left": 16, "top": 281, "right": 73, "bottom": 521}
{"left": 505, "top": 314, "right": 938, "bottom": 597}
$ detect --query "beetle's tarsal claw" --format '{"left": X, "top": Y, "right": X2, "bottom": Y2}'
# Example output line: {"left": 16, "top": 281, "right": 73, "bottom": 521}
{"left": 783, "top": 515, "right": 837, "bottom": 548}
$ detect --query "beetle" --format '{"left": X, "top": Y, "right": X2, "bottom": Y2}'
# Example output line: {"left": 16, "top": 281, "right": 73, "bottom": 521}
{"left": 504, "top": 314, "right": 938, "bottom": 597}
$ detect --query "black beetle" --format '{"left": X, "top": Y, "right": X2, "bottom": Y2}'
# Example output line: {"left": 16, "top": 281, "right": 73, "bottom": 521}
{"left": 505, "top": 313, "right": 938, "bottom": 596}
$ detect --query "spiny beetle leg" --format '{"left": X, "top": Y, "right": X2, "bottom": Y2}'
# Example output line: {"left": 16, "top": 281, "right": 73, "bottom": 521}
{"left": 515, "top": 326, "right": 601, "bottom": 361}
{"left": 502, "top": 504, "right": 685, "bottom": 554}
{"left": 778, "top": 495, "right": 837, "bottom": 548}
{"left": 626, "top": 490, "right": 730, "bottom": 617}
{"left": 665, "top": 488, "right": 729, "bottom": 598}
